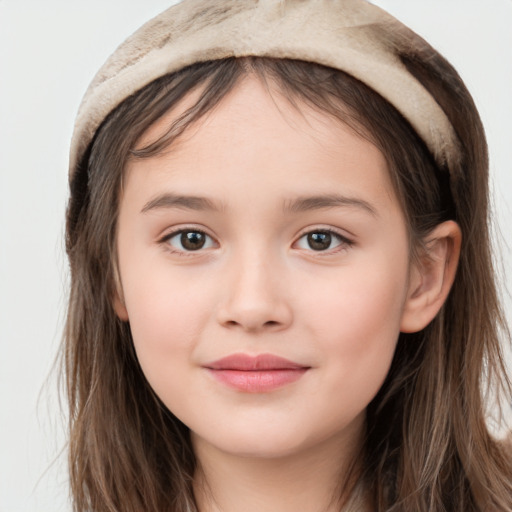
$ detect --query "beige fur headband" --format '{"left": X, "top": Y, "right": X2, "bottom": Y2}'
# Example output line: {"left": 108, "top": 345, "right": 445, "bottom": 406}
{"left": 69, "top": 0, "right": 460, "bottom": 177}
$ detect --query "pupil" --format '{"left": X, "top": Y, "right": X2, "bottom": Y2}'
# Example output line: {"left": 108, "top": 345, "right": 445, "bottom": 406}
{"left": 181, "top": 231, "right": 205, "bottom": 250}
{"left": 308, "top": 232, "right": 331, "bottom": 251}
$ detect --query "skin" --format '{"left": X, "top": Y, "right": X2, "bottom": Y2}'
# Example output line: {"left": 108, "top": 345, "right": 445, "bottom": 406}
{"left": 115, "top": 75, "right": 461, "bottom": 512}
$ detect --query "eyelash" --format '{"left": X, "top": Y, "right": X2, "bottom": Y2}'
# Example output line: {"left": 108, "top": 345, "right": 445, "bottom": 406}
{"left": 294, "top": 228, "right": 353, "bottom": 254}
{"left": 159, "top": 227, "right": 354, "bottom": 256}
{"left": 159, "top": 227, "right": 216, "bottom": 257}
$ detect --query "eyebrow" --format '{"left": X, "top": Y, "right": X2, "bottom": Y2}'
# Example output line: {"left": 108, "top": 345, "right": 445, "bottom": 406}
{"left": 283, "top": 194, "right": 378, "bottom": 217}
{"left": 141, "top": 193, "right": 224, "bottom": 213}
{"left": 141, "top": 192, "right": 378, "bottom": 217}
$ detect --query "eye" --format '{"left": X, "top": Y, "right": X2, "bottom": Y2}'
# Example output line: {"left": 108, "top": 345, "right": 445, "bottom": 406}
{"left": 164, "top": 229, "right": 216, "bottom": 252}
{"left": 295, "top": 230, "right": 351, "bottom": 252}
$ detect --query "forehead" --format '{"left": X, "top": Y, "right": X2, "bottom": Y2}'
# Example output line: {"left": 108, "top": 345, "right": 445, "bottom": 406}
{"left": 125, "top": 74, "right": 397, "bottom": 215}
{"left": 132, "top": 70, "right": 378, "bottom": 158}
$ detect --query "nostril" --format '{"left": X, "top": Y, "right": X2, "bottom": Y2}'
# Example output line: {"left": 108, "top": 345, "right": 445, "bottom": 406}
{"left": 221, "top": 318, "right": 283, "bottom": 332}
{"left": 217, "top": 301, "right": 293, "bottom": 332}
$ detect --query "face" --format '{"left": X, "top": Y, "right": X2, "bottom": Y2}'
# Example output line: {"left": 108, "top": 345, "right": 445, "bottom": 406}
{"left": 115, "top": 76, "right": 415, "bottom": 460}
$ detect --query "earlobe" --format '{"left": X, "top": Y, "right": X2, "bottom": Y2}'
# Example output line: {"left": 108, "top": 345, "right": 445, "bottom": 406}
{"left": 400, "top": 220, "right": 461, "bottom": 333}
{"left": 113, "top": 293, "right": 129, "bottom": 321}
{"left": 112, "top": 269, "right": 129, "bottom": 321}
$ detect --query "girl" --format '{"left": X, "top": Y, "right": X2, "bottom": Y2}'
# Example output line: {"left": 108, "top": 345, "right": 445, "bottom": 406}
{"left": 64, "top": 1, "right": 512, "bottom": 510}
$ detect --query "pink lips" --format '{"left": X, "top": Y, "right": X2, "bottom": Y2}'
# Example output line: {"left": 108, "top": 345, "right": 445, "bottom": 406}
{"left": 204, "top": 353, "right": 309, "bottom": 393}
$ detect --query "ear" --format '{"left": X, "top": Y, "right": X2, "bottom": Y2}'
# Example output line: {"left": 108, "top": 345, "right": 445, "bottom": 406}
{"left": 112, "top": 268, "right": 129, "bottom": 322}
{"left": 400, "top": 220, "right": 461, "bottom": 333}
{"left": 113, "top": 293, "right": 129, "bottom": 322}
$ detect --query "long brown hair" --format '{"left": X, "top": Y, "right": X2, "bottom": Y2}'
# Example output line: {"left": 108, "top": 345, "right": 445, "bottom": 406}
{"left": 65, "top": 51, "right": 512, "bottom": 512}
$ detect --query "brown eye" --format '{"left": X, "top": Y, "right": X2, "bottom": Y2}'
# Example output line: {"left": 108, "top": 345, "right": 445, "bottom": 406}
{"left": 307, "top": 232, "right": 332, "bottom": 251}
{"left": 181, "top": 231, "right": 206, "bottom": 250}
{"left": 295, "top": 229, "right": 351, "bottom": 253}
{"left": 165, "top": 230, "right": 215, "bottom": 252}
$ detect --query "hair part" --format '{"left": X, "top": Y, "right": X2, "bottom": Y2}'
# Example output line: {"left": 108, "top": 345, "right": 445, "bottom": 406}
{"left": 65, "top": 56, "right": 512, "bottom": 511}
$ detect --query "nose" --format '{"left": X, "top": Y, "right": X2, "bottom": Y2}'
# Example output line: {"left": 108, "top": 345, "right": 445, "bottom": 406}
{"left": 216, "top": 253, "right": 293, "bottom": 333}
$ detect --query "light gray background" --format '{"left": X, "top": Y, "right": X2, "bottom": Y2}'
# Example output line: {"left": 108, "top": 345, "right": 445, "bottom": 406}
{"left": 0, "top": 1, "right": 511, "bottom": 511}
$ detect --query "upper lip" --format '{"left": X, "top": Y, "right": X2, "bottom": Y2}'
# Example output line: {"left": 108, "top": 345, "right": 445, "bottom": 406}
{"left": 204, "top": 353, "right": 309, "bottom": 371}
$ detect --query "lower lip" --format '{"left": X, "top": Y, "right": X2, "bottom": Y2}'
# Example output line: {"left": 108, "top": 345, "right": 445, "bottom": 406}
{"left": 207, "top": 368, "right": 308, "bottom": 393}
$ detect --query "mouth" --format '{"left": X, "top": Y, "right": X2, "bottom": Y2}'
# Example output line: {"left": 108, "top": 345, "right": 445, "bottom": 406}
{"left": 203, "top": 353, "right": 310, "bottom": 393}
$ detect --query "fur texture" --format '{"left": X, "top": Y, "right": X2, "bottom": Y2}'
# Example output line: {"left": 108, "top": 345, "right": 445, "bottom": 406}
{"left": 69, "top": 0, "right": 460, "bottom": 178}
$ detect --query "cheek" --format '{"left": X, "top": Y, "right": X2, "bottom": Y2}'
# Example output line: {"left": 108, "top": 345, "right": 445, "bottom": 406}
{"left": 305, "top": 259, "right": 407, "bottom": 344}
{"left": 299, "top": 257, "right": 408, "bottom": 410}
{"left": 120, "top": 261, "right": 216, "bottom": 383}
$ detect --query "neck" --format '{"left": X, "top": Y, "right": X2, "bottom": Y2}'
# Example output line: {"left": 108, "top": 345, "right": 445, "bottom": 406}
{"left": 192, "top": 422, "right": 365, "bottom": 512}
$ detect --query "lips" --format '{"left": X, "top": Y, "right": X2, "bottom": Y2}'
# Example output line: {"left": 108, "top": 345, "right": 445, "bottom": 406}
{"left": 204, "top": 353, "right": 310, "bottom": 393}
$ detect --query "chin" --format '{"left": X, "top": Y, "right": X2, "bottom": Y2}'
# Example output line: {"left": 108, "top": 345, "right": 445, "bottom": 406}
{"left": 192, "top": 424, "right": 335, "bottom": 461}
